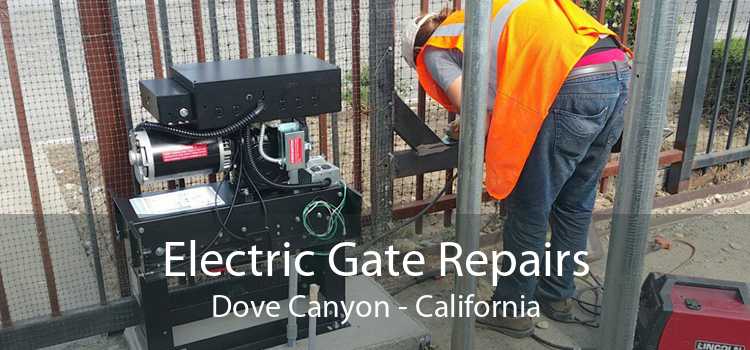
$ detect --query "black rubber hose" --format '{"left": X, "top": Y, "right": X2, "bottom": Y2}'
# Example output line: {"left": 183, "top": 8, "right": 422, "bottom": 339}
{"left": 138, "top": 102, "right": 266, "bottom": 139}
{"left": 244, "top": 126, "right": 332, "bottom": 190}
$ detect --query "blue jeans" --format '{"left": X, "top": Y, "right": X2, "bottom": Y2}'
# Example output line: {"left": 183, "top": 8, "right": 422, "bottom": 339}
{"left": 492, "top": 66, "right": 631, "bottom": 304}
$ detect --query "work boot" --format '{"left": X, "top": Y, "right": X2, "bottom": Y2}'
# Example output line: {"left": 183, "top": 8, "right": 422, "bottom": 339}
{"left": 476, "top": 314, "right": 534, "bottom": 338}
{"left": 538, "top": 297, "right": 576, "bottom": 323}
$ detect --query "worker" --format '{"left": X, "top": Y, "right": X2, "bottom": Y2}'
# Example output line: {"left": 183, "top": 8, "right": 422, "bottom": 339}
{"left": 401, "top": 0, "right": 632, "bottom": 338}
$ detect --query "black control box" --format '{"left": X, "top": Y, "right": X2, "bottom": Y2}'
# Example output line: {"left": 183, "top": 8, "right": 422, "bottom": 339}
{"left": 139, "top": 54, "right": 342, "bottom": 130}
{"left": 139, "top": 79, "right": 193, "bottom": 125}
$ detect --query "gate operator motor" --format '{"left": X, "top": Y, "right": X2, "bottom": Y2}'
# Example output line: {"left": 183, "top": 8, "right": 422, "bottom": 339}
{"left": 635, "top": 273, "right": 750, "bottom": 350}
{"left": 128, "top": 131, "right": 232, "bottom": 184}
{"left": 114, "top": 54, "right": 361, "bottom": 350}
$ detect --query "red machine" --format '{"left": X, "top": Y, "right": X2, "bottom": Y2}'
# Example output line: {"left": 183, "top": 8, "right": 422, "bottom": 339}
{"left": 635, "top": 273, "right": 750, "bottom": 350}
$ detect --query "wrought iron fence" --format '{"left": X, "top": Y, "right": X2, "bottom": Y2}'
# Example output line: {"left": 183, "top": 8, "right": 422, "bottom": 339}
{"left": 667, "top": 0, "right": 750, "bottom": 193}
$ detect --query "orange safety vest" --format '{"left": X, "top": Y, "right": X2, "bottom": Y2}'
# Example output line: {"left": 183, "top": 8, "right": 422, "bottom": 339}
{"left": 416, "top": 0, "right": 625, "bottom": 200}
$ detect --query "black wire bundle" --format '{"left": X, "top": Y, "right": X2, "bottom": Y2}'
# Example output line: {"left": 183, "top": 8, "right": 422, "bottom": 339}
{"left": 138, "top": 103, "right": 266, "bottom": 139}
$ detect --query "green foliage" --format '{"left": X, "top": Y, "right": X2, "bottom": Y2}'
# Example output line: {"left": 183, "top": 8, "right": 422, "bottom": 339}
{"left": 343, "top": 66, "right": 370, "bottom": 111}
{"left": 703, "top": 38, "right": 750, "bottom": 125}
{"left": 578, "top": 0, "right": 639, "bottom": 46}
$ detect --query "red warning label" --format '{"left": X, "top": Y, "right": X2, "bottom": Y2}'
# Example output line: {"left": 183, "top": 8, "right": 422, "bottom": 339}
{"left": 161, "top": 144, "right": 208, "bottom": 163}
{"left": 289, "top": 137, "right": 303, "bottom": 165}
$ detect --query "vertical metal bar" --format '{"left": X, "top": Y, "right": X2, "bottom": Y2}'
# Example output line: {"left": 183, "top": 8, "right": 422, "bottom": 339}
{"left": 111, "top": 0, "right": 140, "bottom": 265}
{"left": 236, "top": 0, "right": 248, "bottom": 59}
{"left": 192, "top": 0, "right": 207, "bottom": 62}
{"left": 620, "top": 0, "right": 634, "bottom": 44}
{"left": 193, "top": 1, "right": 216, "bottom": 183}
{"left": 64, "top": 0, "right": 111, "bottom": 305}
{"left": 249, "top": 0, "right": 261, "bottom": 57}
{"left": 327, "top": 0, "right": 340, "bottom": 166}
{"left": 597, "top": 0, "right": 608, "bottom": 23}
{"left": 666, "top": 0, "right": 721, "bottom": 194}
{"left": 725, "top": 21, "right": 750, "bottom": 150}
{"left": 229, "top": 0, "right": 246, "bottom": 200}
{"left": 450, "top": 0, "right": 491, "bottom": 349}
{"left": 707, "top": 0, "right": 738, "bottom": 154}
{"left": 157, "top": 0, "right": 172, "bottom": 70}
{"left": 444, "top": 0, "right": 461, "bottom": 228}
{"left": 157, "top": 0, "right": 180, "bottom": 189}
{"left": 351, "top": 0, "right": 363, "bottom": 192}
{"left": 1, "top": 0, "right": 62, "bottom": 316}
{"left": 77, "top": 0, "right": 136, "bottom": 298}
{"left": 293, "top": 0, "right": 302, "bottom": 54}
{"left": 274, "top": 0, "right": 286, "bottom": 55}
{"left": 109, "top": 0, "right": 135, "bottom": 167}
{"left": 414, "top": 0, "right": 429, "bottom": 236}
{"left": 0, "top": 266, "right": 9, "bottom": 327}
{"left": 316, "top": 0, "right": 329, "bottom": 157}
{"left": 600, "top": 0, "right": 682, "bottom": 348}
{"left": 208, "top": 0, "right": 220, "bottom": 61}
{"left": 145, "top": 0, "right": 163, "bottom": 78}
{"left": 368, "top": 0, "right": 395, "bottom": 238}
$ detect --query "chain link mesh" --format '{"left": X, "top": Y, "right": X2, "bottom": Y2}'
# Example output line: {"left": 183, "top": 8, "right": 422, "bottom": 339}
{"left": 0, "top": 0, "right": 726, "bottom": 343}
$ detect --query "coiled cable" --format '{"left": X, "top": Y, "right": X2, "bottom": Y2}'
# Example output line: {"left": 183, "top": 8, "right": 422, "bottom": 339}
{"left": 302, "top": 181, "right": 348, "bottom": 241}
{"left": 137, "top": 102, "right": 266, "bottom": 139}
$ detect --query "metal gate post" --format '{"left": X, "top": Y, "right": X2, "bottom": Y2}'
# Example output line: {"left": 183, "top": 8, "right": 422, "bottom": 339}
{"left": 666, "top": 0, "right": 721, "bottom": 194}
{"left": 77, "top": 0, "right": 135, "bottom": 297}
{"left": 293, "top": 0, "right": 302, "bottom": 54}
{"left": 351, "top": 0, "right": 363, "bottom": 192}
{"left": 236, "top": 0, "right": 248, "bottom": 59}
{"left": 274, "top": 0, "right": 286, "bottom": 55}
{"left": 145, "top": 0, "right": 163, "bottom": 78}
{"left": 208, "top": 0, "right": 220, "bottom": 61}
{"left": 315, "top": 0, "right": 329, "bottom": 158}
{"left": 450, "top": 1, "right": 491, "bottom": 349}
{"left": 249, "top": 0, "right": 261, "bottom": 58}
{"left": 599, "top": 0, "right": 681, "bottom": 348}
{"left": 53, "top": 0, "right": 108, "bottom": 306}
{"left": 368, "top": 0, "right": 395, "bottom": 238}
{"left": 327, "top": 0, "right": 341, "bottom": 167}
{"left": 443, "top": 0, "right": 462, "bottom": 228}
{"left": 157, "top": 0, "right": 172, "bottom": 70}
{"left": 192, "top": 0, "right": 207, "bottom": 62}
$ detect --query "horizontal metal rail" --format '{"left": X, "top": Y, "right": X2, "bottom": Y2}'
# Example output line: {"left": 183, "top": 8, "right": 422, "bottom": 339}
{"left": 0, "top": 298, "right": 141, "bottom": 350}
{"left": 693, "top": 145, "right": 750, "bottom": 169}
{"left": 390, "top": 150, "right": 684, "bottom": 220}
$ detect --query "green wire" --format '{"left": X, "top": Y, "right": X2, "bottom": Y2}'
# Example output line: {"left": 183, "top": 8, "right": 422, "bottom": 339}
{"left": 302, "top": 181, "right": 348, "bottom": 242}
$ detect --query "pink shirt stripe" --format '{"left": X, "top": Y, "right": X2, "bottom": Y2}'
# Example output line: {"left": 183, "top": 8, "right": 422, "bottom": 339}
{"left": 574, "top": 48, "right": 627, "bottom": 68}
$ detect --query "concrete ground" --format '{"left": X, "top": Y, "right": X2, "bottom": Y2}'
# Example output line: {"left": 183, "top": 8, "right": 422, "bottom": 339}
{"left": 0, "top": 147, "right": 100, "bottom": 321}
{"left": 44, "top": 193, "right": 750, "bottom": 350}
{"left": 395, "top": 199, "right": 750, "bottom": 350}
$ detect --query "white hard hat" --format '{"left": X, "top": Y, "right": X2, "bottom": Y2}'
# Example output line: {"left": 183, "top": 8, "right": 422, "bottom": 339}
{"left": 401, "top": 13, "right": 437, "bottom": 69}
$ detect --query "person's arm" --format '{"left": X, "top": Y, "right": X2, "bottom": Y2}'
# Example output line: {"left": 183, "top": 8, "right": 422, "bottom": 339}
{"left": 423, "top": 47, "right": 463, "bottom": 109}
{"left": 423, "top": 47, "right": 492, "bottom": 138}
{"left": 445, "top": 76, "right": 462, "bottom": 112}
